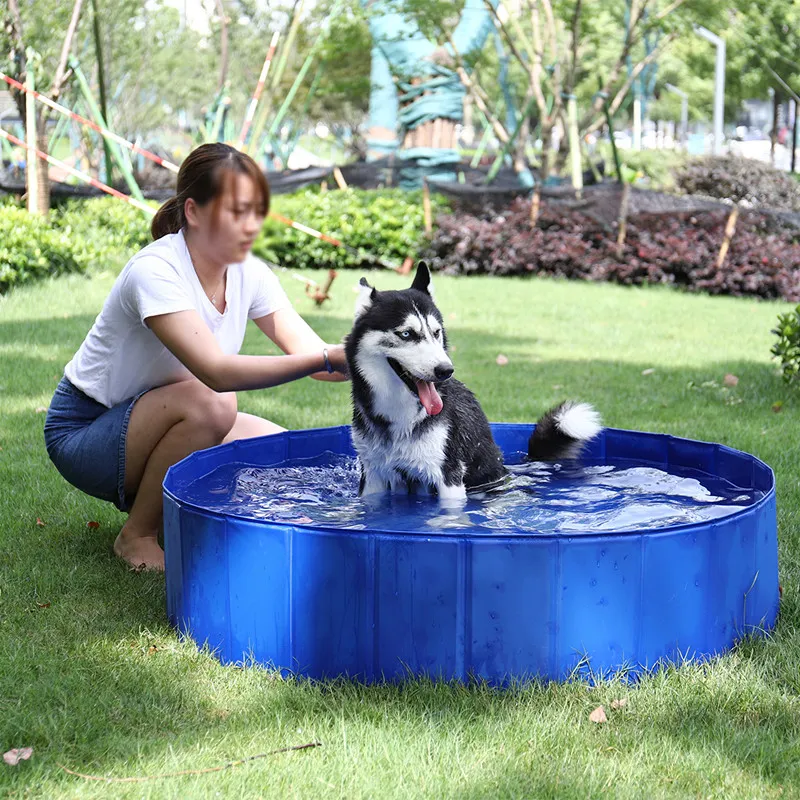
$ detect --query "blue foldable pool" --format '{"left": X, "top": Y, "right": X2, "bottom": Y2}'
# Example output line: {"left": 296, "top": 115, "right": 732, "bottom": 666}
{"left": 163, "top": 424, "right": 779, "bottom": 683}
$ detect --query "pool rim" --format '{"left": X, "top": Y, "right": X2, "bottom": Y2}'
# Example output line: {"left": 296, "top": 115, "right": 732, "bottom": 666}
{"left": 163, "top": 423, "right": 776, "bottom": 540}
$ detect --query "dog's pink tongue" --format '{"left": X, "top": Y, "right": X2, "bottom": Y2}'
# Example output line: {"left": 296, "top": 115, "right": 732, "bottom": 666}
{"left": 416, "top": 380, "right": 443, "bottom": 415}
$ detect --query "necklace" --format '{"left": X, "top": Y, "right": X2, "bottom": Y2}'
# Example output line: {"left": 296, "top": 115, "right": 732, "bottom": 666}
{"left": 185, "top": 236, "right": 226, "bottom": 309}
{"left": 207, "top": 278, "right": 225, "bottom": 308}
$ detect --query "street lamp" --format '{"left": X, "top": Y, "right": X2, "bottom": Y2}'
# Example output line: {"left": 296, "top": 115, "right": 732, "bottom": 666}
{"left": 665, "top": 83, "right": 688, "bottom": 148}
{"left": 694, "top": 25, "right": 726, "bottom": 155}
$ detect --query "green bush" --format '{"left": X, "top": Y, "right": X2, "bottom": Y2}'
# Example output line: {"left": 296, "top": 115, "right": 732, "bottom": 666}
{"left": 0, "top": 206, "right": 95, "bottom": 293}
{"left": 771, "top": 305, "right": 800, "bottom": 383}
{"left": 0, "top": 188, "right": 450, "bottom": 294}
{"left": 255, "top": 188, "right": 450, "bottom": 270}
{"left": 52, "top": 197, "right": 153, "bottom": 252}
{"left": 0, "top": 198, "right": 154, "bottom": 294}
{"left": 595, "top": 142, "right": 686, "bottom": 191}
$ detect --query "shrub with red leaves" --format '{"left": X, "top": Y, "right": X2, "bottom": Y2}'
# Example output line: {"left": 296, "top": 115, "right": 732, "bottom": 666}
{"left": 422, "top": 198, "right": 800, "bottom": 301}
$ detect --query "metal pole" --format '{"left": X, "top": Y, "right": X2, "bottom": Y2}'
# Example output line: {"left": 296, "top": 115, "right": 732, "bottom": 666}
{"left": 681, "top": 96, "right": 688, "bottom": 148}
{"left": 695, "top": 26, "right": 725, "bottom": 155}
{"left": 665, "top": 83, "right": 688, "bottom": 149}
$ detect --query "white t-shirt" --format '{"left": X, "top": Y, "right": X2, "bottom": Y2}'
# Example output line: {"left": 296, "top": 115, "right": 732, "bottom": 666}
{"left": 65, "top": 230, "right": 291, "bottom": 407}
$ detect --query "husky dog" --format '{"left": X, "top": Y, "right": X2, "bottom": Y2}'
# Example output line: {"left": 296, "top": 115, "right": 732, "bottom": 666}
{"left": 344, "top": 262, "right": 602, "bottom": 503}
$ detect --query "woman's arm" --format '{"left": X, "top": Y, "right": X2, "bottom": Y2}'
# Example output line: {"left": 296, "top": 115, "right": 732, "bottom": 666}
{"left": 253, "top": 307, "right": 348, "bottom": 382}
{"left": 147, "top": 310, "right": 345, "bottom": 392}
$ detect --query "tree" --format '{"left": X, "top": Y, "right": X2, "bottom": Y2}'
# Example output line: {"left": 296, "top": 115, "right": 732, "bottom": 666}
{"left": 3, "top": 0, "right": 84, "bottom": 213}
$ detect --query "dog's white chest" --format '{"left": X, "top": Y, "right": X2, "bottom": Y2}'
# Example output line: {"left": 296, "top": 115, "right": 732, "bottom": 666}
{"left": 353, "top": 422, "right": 450, "bottom": 488}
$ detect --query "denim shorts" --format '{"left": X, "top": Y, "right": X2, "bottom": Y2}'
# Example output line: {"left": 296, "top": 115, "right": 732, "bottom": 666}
{"left": 44, "top": 377, "right": 148, "bottom": 512}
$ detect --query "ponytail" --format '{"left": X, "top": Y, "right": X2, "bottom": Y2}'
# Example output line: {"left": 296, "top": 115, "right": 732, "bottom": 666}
{"left": 150, "top": 195, "right": 185, "bottom": 240}
{"left": 149, "top": 143, "right": 270, "bottom": 241}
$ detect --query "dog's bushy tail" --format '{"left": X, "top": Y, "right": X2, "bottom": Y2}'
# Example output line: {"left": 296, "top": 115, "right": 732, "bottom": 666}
{"left": 527, "top": 401, "right": 602, "bottom": 462}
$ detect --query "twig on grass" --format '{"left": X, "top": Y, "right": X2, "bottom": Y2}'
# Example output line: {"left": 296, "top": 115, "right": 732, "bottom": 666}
{"left": 58, "top": 741, "right": 322, "bottom": 783}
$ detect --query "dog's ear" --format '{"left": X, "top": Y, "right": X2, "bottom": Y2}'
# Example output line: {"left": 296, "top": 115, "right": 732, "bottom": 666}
{"left": 411, "top": 261, "right": 434, "bottom": 297}
{"left": 354, "top": 277, "right": 376, "bottom": 319}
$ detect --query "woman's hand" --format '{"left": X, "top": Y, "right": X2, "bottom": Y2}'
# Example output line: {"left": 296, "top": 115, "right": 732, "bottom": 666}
{"left": 325, "top": 343, "right": 350, "bottom": 378}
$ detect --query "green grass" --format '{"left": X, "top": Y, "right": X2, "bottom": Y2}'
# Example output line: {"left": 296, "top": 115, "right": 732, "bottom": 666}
{"left": 2, "top": 266, "right": 800, "bottom": 798}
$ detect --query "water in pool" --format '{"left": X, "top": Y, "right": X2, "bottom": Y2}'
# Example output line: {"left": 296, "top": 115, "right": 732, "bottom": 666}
{"left": 180, "top": 451, "right": 763, "bottom": 535}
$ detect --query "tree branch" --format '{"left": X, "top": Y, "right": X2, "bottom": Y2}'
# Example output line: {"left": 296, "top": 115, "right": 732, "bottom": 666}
{"left": 582, "top": 30, "right": 678, "bottom": 136}
{"left": 50, "top": 0, "right": 85, "bottom": 101}
{"left": 446, "top": 33, "right": 511, "bottom": 144}
{"left": 568, "top": 0, "right": 582, "bottom": 94}
{"left": 577, "top": 0, "right": 667, "bottom": 130}
{"left": 5, "top": 0, "right": 27, "bottom": 119}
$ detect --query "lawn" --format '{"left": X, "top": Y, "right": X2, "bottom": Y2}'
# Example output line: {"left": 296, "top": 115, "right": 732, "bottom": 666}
{"left": 1, "top": 265, "right": 799, "bottom": 798}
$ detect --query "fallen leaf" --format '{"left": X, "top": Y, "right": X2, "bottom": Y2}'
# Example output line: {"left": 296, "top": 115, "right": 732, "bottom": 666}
{"left": 552, "top": 384, "right": 563, "bottom": 390}
{"left": 3, "top": 747, "right": 33, "bottom": 766}
{"left": 772, "top": 402, "right": 783, "bottom": 413}
{"left": 723, "top": 373, "right": 739, "bottom": 387}
{"left": 86, "top": 521, "right": 100, "bottom": 529}
{"left": 496, "top": 354, "right": 509, "bottom": 366}
{"left": 610, "top": 698, "right": 628, "bottom": 710}
{"left": 34, "top": 406, "right": 48, "bottom": 414}
{"left": 35, "top": 518, "right": 45, "bottom": 527}
{"left": 589, "top": 705, "right": 608, "bottom": 724}
{"left": 36, "top": 602, "right": 50, "bottom": 609}
{"left": 147, "top": 645, "right": 158, "bottom": 656}
{"left": 641, "top": 368, "right": 655, "bottom": 376}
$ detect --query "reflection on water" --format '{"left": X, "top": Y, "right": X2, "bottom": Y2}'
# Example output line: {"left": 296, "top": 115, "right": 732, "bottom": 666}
{"left": 179, "top": 451, "right": 762, "bottom": 535}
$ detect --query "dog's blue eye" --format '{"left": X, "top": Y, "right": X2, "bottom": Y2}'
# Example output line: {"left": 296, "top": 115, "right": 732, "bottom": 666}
{"left": 397, "top": 330, "right": 411, "bottom": 339}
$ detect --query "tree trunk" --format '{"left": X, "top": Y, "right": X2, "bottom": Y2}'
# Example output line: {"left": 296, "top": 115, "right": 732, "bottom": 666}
{"left": 539, "top": 119, "right": 555, "bottom": 182}
{"left": 513, "top": 117, "right": 530, "bottom": 178}
{"left": 35, "top": 129, "right": 51, "bottom": 215}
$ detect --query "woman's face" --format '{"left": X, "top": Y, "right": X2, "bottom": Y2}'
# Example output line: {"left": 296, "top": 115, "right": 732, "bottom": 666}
{"left": 186, "top": 172, "right": 266, "bottom": 266}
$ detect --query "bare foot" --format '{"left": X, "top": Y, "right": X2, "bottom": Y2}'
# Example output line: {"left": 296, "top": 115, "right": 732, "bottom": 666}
{"left": 114, "top": 526, "right": 165, "bottom": 572}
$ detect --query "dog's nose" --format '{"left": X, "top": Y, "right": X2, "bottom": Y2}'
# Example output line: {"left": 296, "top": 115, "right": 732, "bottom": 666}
{"left": 434, "top": 363, "right": 454, "bottom": 381}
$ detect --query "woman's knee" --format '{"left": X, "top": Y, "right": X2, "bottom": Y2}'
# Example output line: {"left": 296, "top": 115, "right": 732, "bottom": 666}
{"left": 186, "top": 383, "right": 238, "bottom": 439}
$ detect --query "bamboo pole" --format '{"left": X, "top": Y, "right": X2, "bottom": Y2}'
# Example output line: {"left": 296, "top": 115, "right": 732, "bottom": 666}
{"left": 237, "top": 30, "right": 279, "bottom": 151}
{"left": 716, "top": 205, "right": 739, "bottom": 268}
{"left": 566, "top": 93, "right": 583, "bottom": 199}
{"left": 422, "top": 178, "right": 432, "bottom": 234}
{"left": 0, "top": 69, "right": 179, "bottom": 173}
{"left": 89, "top": 0, "right": 113, "bottom": 183}
{"left": 333, "top": 166, "right": 348, "bottom": 190}
{"left": 530, "top": 185, "right": 541, "bottom": 227}
{"left": 616, "top": 182, "right": 631, "bottom": 256}
{"left": 1, "top": 125, "right": 154, "bottom": 214}
{"left": 248, "top": 0, "right": 306, "bottom": 157}
{"left": 69, "top": 57, "right": 144, "bottom": 200}
{"left": 25, "top": 50, "right": 39, "bottom": 214}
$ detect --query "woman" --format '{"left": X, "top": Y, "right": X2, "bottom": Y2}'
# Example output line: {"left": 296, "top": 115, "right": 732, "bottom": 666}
{"left": 44, "top": 143, "right": 348, "bottom": 572}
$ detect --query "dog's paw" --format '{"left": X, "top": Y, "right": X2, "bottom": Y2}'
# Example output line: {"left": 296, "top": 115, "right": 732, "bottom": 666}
{"left": 437, "top": 483, "right": 467, "bottom": 509}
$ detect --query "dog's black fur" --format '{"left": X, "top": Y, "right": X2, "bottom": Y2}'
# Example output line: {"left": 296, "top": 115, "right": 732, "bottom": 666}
{"left": 345, "top": 262, "right": 599, "bottom": 498}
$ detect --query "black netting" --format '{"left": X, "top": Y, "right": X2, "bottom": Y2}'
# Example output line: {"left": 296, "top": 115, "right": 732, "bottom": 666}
{"left": 6, "top": 156, "right": 800, "bottom": 232}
